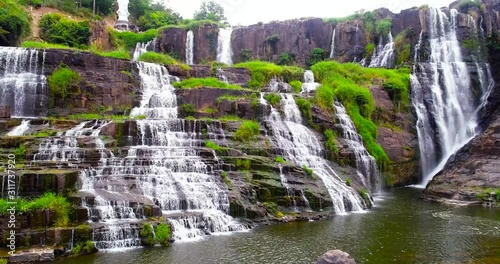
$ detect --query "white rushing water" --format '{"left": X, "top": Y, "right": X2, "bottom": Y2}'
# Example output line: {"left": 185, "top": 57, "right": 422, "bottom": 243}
{"left": 132, "top": 38, "right": 156, "bottom": 61}
{"left": 334, "top": 101, "right": 379, "bottom": 191}
{"left": 216, "top": 28, "right": 233, "bottom": 65}
{"left": 412, "top": 8, "right": 495, "bottom": 187}
{"left": 7, "top": 120, "right": 31, "bottom": 136}
{"left": 301, "top": 70, "right": 320, "bottom": 93}
{"left": 116, "top": 0, "right": 130, "bottom": 22}
{"left": 263, "top": 94, "right": 366, "bottom": 214}
{"left": 369, "top": 32, "right": 395, "bottom": 68}
{"left": 186, "top": 30, "right": 194, "bottom": 65}
{"left": 329, "top": 28, "right": 336, "bottom": 59}
{"left": 0, "top": 47, "right": 47, "bottom": 117}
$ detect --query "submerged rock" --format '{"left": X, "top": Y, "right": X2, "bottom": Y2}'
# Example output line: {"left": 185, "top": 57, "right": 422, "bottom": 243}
{"left": 316, "top": 250, "right": 357, "bottom": 264}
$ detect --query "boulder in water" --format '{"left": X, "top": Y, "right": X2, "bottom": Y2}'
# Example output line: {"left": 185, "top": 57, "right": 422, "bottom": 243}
{"left": 316, "top": 250, "right": 357, "bottom": 264}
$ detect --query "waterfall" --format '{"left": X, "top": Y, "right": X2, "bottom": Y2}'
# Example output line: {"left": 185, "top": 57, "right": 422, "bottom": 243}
{"left": 263, "top": 94, "right": 366, "bottom": 214}
{"left": 412, "top": 8, "right": 495, "bottom": 187}
{"left": 116, "top": 0, "right": 130, "bottom": 22}
{"left": 132, "top": 38, "right": 156, "bottom": 61}
{"left": 186, "top": 31, "right": 194, "bottom": 65}
{"left": 301, "top": 70, "right": 320, "bottom": 93}
{"left": 0, "top": 47, "right": 47, "bottom": 117}
{"left": 333, "top": 101, "right": 379, "bottom": 191}
{"left": 329, "top": 28, "right": 336, "bottom": 59}
{"left": 7, "top": 120, "right": 31, "bottom": 136}
{"left": 369, "top": 32, "right": 395, "bottom": 68}
{"left": 216, "top": 28, "right": 233, "bottom": 65}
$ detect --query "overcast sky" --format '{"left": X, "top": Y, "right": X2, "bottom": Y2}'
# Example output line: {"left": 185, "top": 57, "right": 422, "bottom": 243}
{"left": 161, "top": 0, "right": 454, "bottom": 25}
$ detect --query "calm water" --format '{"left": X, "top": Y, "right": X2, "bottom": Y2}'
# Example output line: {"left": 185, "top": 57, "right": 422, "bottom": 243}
{"left": 59, "top": 188, "right": 500, "bottom": 264}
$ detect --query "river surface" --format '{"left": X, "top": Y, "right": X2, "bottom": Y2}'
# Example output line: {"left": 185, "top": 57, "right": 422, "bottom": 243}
{"left": 59, "top": 188, "right": 500, "bottom": 264}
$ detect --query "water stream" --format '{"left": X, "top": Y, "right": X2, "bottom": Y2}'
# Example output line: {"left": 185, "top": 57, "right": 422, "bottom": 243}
{"left": 216, "top": 28, "right": 233, "bottom": 65}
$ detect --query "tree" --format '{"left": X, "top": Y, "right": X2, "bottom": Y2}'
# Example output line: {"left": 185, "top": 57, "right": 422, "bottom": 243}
{"left": 81, "top": 0, "right": 114, "bottom": 16}
{"left": 129, "top": 0, "right": 153, "bottom": 20}
{"left": 193, "top": 1, "right": 227, "bottom": 23}
{"left": 137, "top": 9, "right": 182, "bottom": 30}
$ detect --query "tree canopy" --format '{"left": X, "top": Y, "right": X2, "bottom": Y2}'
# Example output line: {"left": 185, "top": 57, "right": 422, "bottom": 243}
{"left": 193, "top": 1, "right": 227, "bottom": 23}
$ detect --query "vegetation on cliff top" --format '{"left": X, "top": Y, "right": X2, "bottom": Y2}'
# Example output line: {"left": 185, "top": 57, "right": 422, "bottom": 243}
{"left": 48, "top": 65, "right": 80, "bottom": 107}
{"left": 233, "top": 61, "right": 304, "bottom": 89}
{"left": 173, "top": 77, "right": 243, "bottom": 90}
{"left": 0, "top": 0, "right": 30, "bottom": 46}
{"left": 40, "top": 13, "right": 91, "bottom": 49}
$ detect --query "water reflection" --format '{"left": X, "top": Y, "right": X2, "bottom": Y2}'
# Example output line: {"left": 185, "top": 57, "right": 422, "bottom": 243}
{"left": 58, "top": 188, "right": 500, "bottom": 264}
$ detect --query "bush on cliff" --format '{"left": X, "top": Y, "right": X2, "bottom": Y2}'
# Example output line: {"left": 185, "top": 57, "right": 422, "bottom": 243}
{"left": 111, "top": 29, "right": 159, "bottom": 49}
{"left": 173, "top": 78, "right": 243, "bottom": 90}
{"left": 0, "top": 0, "right": 30, "bottom": 46}
{"left": 48, "top": 65, "right": 80, "bottom": 106}
{"left": 40, "top": 14, "right": 91, "bottom": 49}
{"left": 234, "top": 121, "right": 261, "bottom": 142}
{"left": 155, "top": 223, "right": 171, "bottom": 246}
{"left": 138, "top": 51, "right": 180, "bottom": 65}
{"left": 233, "top": 61, "right": 303, "bottom": 89}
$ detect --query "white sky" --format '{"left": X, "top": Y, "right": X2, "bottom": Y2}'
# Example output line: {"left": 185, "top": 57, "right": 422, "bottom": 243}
{"left": 160, "top": 0, "right": 454, "bottom": 26}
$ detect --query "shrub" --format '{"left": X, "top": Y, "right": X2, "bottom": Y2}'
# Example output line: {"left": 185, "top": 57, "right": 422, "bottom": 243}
{"left": 173, "top": 78, "right": 243, "bottom": 90}
{"left": 394, "top": 28, "right": 413, "bottom": 65}
{"left": 0, "top": 0, "right": 30, "bottom": 46}
{"left": 307, "top": 48, "right": 326, "bottom": 67}
{"left": 234, "top": 121, "right": 260, "bottom": 142}
{"left": 138, "top": 51, "right": 179, "bottom": 65}
{"left": 233, "top": 61, "right": 303, "bottom": 89}
{"left": 39, "top": 14, "right": 91, "bottom": 48}
{"left": 324, "top": 130, "right": 339, "bottom": 159}
{"left": 180, "top": 104, "right": 196, "bottom": 117}
{"left": 456, "top": 0, "right": 482, "bottom": 12}
{"left": 365, "top": 43, "right": 375, "bottom": 58}
{"left": 315, "top": 85, "right": 335, "bottom": 110}
{"left": 235, "top": 159, "right": 251, "bottom": 170}
{"left": 290, "top": 81, "right": 302, "bottom": 93}
{"left": 138, "top": 10, "right": 182, "bottom": 30}
{"left": 239, "top": 49, "right": 253, "bottom": 62}
{"left": 375, "top": 18, "right": 392, "bottom": 36}
{"left": 140, "top": 224, "right": 155, "bottom": 246}
{"left": 48, "top": 66, "right": 80, "bottom": 105}
{"left": 345, "top": 178, "right": 352, "bottom": 187}
{"left": 14, "top": 144, "right": 26, "bottom": 158}
{"left": 359, "top": 189, "right": 369, "bottom": 200}
{"left": 25, "top": 193, "right": 71, "bottom": 226}
{"left": 279, "top": 52, "right": 295, "bottom": 65}
{"left": 155, "top": 223, "right": 170, "bottom": 246}
{"left": 295, "top": 97, "right": 312, "bottom": 123}
{"left": 264, "top": 93, "right": 281, "bottom": 107}
{"left": 275, "top": 156, "right": 286, "bottom": 164}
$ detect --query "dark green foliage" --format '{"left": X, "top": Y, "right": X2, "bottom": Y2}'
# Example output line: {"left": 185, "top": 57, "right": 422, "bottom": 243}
{"left": 375, "top": 18, "right": 392, "bottom": 36}
{"left": 324, "top": 129, "right": 339, "bottom": 159}
{"left": 365, "top": 43, "right": 375, "bottom": 58}
{"left": 129, "top": 0, "right": 153, "bottom": 20}
{"left": 39, "top": 14, "right": 91, "bottom": 48}
{"left": 234, "top": 121, "right": 260, "bottom": 142}
{"left": 295, "top": 97, "right": 312, "bottom": 123}
{"left": 456, "top": 0, "right": 483, "bottom": 12}
{"left": 289, "top": 81, "right": 302, "bottom": 93}
{"left": 70, "top": 240, "right": 96, "bottom": 256}
{"left": 239, "top": 49, "right": 253, "bottom": 62}
{"left": 359, "top": 189, "right": 369, "bottom": 200}
{"left": 235, "top": 159, "right": 251, "bottom": 170}
{"left": 265, "top": 93, "right": 281, "bottom": 107}
{"left": 173, "top": 78, "right": 242, "bottom": 90}
{"left": 155, "top": 223, "right": 170, "bottom": 246}
{"left": 111, "top": 29, "right": 159, "bottom": 49}
{"left": 194, "top": 1, "right": 227, "bottom": 23}
{"left": 394, "top": 28, "right": 413, "bottom": 65}
{"left": 137, "top": 9, "right": 182, "bottom": 30}
{"left": 81, "top": 0, "right": 114, "bottom": 16}
{"left": 278, "top": 52, "right": 295, "bottom": 65}
{"left": 180, "top": 104, "right": 196, "bottom": 117}
{"left": 140, "top": 224, "right": 155, "bottom": 246}
{"left": 0, "top": 0, "right": 30, "bottom": 46}
{"left": 48, "top": 65, "right": 80, "bottom": 104}
{"left": 307, "top": 48, "right": 326, "bottom": 67}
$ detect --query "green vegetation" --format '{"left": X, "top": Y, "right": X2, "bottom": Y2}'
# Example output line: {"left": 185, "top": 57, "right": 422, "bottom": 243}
{"left": 91, "top": 47, "right": 131, "bottom": 60}
{"left": 345, "top": 178, "right": 352, "bottom": 187}
{"left": 68, "top": 113, "right": 102, "bottom": 120}
{"left": 476, "top": 188, "right": 500, "bottom": 202}
{"left": 262, "top": 202, "right": 284, "bottom": 218}
{"left": 173, "top": 78, "right": 243, "bottom": 90}
{"left": 0, "top": 0, "right": 30, "bottom": 46}
{"left": 311, "top": 61, "right": 410, "bottom": 166}
{"left": 324, "top": 10, "right": 392, "bottom": 43}
{"left": 0, "top": 193, "right": 71, "bottom": 226}
{"left": 216, "top": 94, "right": 247, "bottom": 102}
{"left": 111, "top": 29, "right": 159, "bottom": 49}
{"left": 48, "top": 65, "right": 80, "bottom": 105}
{"left": 324, "top": 130, "right": 339, "bottom": 159}
{"left": 359, "top": 189, "right": 369, "bottom": 200}
{"left": 234, "top": 121, "right": 260, "bottom": 142}
{"left": 394, "top": 28, "right": 414, "bottom": 65}
{"left": 295, "top": 97, "right": 312, "bottom": 124}
{"left": 456, "top": 0, "right": 483, "bottom": 12}
{"left": 137, "top": 7, "right": 182, "bottom": 31}
{"left": 22, "top": 41, "right": 131, "bottom": 60}
{"left": 155, "top": 223, "right": 171, "bottom": 246}
{"left": 275, "top": 156, "right": 286, "bottom": 164}
{"left": 289, "top": 81, "right": 302, "bottom": 93}
{"left": 194, "top": 1, "right": 227, "bottom": 23}
{"left": 21, "top": 41, "right": 77, "bottom": 50}
{"left": 221, "top": 171, "right": 231, "bottom": 186}
{"left": 264, "top": 93, "right": 281, "bottom": 107}
{"left": 279, "top": 52, "right": 295, "bottom": 66}
{"left": 140, "top": 224, "right": 156, "bottom": 246}
{"left": 375, "top": 18, "right": 392, "bottom": 36}
{"left": 233, "top": 61, "right": 303, "bottom": 89}
{"left": 138, "top": 51, "right": 180, "bottom": 65}
{"left": 235, "top": 159, "right": 251, "bottom": 170}
{"left": 39, "top": 14, "right": 91, "bottom": 49}
{"left": 180, "top": 104, "right": 196, "bottom": 117}
{"left": 23, "top": 0, "right": 113, "bottom": 17}
{"left": 70, "top": 240, "right": 96, "bottom": 256}
{"left": 302, "top": 165, "right": 315, "bottom": 180}
{"left": 14, "top": 145, "right": 26, "bottom": 159}
{"left": 365, "top": 43, "right": 375, "bottom": 58}
{"left": 307, "top": 48, "right": 326, "bottom": 67}
{"left": 205, "top": 141, "right": 223, "bottom": 152}
{"left": 239, "top": 49, "right": 253, "bottom": 62}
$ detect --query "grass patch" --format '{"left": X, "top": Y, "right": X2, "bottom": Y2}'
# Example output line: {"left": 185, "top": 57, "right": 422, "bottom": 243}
{"left": 359, "top": 189, "right": 369, "bottom": 200}
{"left": 290, "top": 80, "right": 302, "bottom": 93}
{"left": 21, "top": 41, "right": 77, "bottom": 50}
{"left": 173, "top": 78, "right": 243, "bottom": 90}
{"left": 205, "top": 141, "right": 223, "bottom": 152}
{"left": 155, "top": 223, "right": 170, "bottom": 246}
{"left": 111, "top": 29, "right": 159, "bottom": 49}
{"left": 216, "top": 94, "right": 247, "bottom": 102}
{"left": 264, "top": 93, "right": 281, "bottom": 107}
{"left": 275, "top": 156, "right": 286, "bottom": 164}
{"left": 324, "top": 129, "right": 339, "bottom": 159}
{"left": 48, "top": 65, "right": 80, "bottom": 104}
{"left": 302, "top": 165, "right": 315, "bottom": 180}
{"left": 234, "top": 120, "right": 260, "bottom": 142}
{"left": 68, "top": 113, "right": 103, "bottom": 120}
{"left": 138, "top": 51, "right": 180, "bottom": 65}
{"left": 295, "top": 97, "right": 312, "bottom": 124}
{"left": 233, "top": 61, "right": 304, "bottom": 89}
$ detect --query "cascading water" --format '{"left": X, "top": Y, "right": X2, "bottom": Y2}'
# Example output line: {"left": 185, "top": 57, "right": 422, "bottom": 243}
{"left": 333, "top": 101, "right": 379, "bottom": 191}
{"left": 186, "top": 31, "right": 194, "bottom": 65}
{"left": 412, "top": 8, "right": 495, "bottom": 187}
{"left": 301, "top": 70, "right": 320, "bottom": 93}
{"left": 132, "top": 38, "right": 156, "bottom": 61}
{"left": 369, "top": 32, "right": 395, "bottom": 68}
{"left": 216, "top": 28, "right": 233, "bottom": 65}
{"left": 0, "top": 47, "right": 47, "bottom": 117}
{"left": 263, "top": 94, "right": 366, "bottom": 214}
{"left": 116, "top": 0, "right": 130, "bottom": 22}
{"left": 7, "top": 120, "right": 31, "bottom": 136}
{"left": 329, "top": 28, "right": 336, "bottom": 59}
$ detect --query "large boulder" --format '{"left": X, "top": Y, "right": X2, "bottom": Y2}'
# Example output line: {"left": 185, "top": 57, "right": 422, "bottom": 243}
{"left": 316, "top": 250, "right": 357, "bottom": 264}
